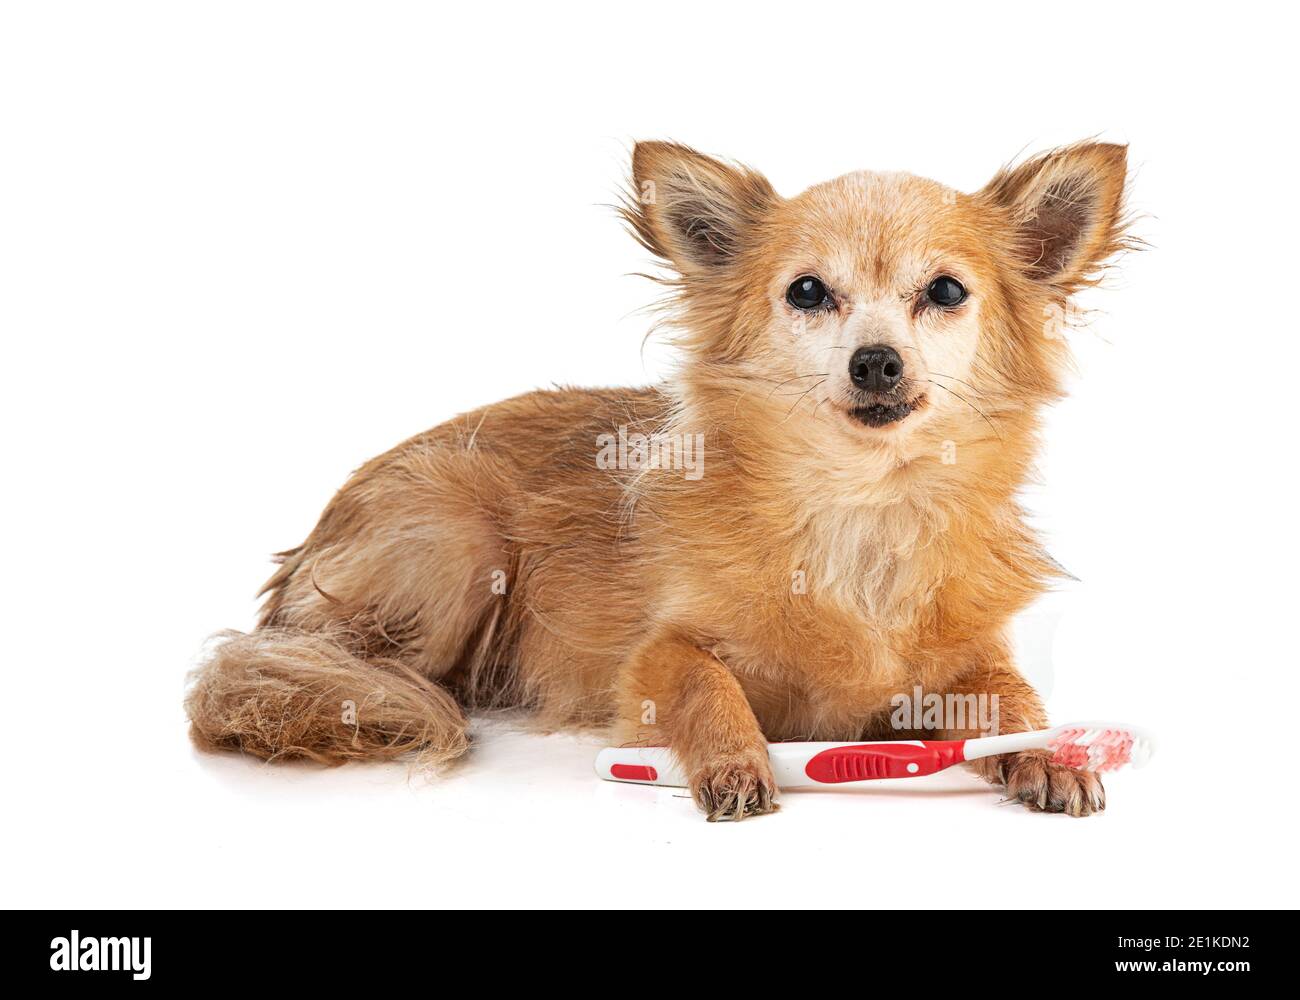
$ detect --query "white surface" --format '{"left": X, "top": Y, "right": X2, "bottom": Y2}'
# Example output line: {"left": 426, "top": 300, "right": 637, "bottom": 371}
{"left": 2, "top": 1, "right": 1298, "bottom": 909}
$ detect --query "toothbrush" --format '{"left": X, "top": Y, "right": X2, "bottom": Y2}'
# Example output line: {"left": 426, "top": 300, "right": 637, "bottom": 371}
{"left": 595, "top": 722, "right": 1154, "bottom": 789}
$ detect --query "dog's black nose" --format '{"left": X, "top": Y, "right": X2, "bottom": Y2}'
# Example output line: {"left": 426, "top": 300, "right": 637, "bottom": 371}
{"left": 849, "top": 345, "right": 904, "bottom": 392}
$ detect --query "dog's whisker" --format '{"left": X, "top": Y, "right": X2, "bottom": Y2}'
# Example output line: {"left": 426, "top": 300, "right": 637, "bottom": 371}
{"left": 893, "top": 347, "right": 1014, "bottom": 395}
{"left": 729, "top": 373, "right": 823, "bottom": 420}
{"left": 926, "top": 370, "right": 989, "bottom": 397}
{"left": 925, "top": 379, "right": 1003, "bottom": 441}
{"left": 764, "top": 373, "right": 831, "bottom": 403}
{"left": 784, "top": 379, "right": 827, "bottom": 422}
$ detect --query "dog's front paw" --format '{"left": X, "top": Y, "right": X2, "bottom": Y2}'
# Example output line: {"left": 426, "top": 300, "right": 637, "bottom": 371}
{"left": 1002, "top": 749, "right": 1105, "bottom": 817}
{"left": 690, "top": 752, "right": 779, "bottom": 822}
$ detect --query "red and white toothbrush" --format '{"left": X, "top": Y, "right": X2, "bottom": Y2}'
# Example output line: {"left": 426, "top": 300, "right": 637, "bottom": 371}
{"left": 595, "top": 722, "right": 1154, "bottom": 789}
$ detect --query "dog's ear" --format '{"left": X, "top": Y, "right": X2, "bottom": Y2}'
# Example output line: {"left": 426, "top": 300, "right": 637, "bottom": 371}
{"left": 624, "top": 141, "right": 777, "bottom": 275}
{"left": 980, "top": 142, "right": 1130, "bottom": 294}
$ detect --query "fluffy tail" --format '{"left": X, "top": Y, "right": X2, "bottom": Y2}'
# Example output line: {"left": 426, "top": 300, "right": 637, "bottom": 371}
{"left": 184, "top": 628, "right": 470, "bottom": 768}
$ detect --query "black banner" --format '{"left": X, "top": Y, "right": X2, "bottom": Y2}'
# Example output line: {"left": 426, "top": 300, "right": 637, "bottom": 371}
{"left": 4, "top": 909, "right": 1275, "bottom": 988}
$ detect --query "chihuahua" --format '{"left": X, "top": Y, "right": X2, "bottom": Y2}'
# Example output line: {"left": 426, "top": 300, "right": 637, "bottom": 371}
{"left": 186, "top": 141, "right": 1132, "bottom": 820}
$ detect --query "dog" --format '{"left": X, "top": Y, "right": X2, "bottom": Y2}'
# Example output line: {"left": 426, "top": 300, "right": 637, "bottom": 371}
{"left": 185, "top": 140, "right": 1132, "bottom": 820}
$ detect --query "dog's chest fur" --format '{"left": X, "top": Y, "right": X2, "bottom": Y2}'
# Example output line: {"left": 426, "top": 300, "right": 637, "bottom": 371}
{"left": 798, "top": 498, "right": 940, "bottom": 623}
{"left": 692, "top": 492, "right": 961, "bottom": 737}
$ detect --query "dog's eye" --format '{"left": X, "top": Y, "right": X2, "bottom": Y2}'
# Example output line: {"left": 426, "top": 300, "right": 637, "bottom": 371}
{"left": 926, "top": 276, "right": 967, "bottom": 308}
{"left": 787, "top": 276, "right": 830, "bottom": 311}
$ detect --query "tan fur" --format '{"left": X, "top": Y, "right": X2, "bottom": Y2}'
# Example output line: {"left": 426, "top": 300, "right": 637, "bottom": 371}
{"left": 186, "top": 628, "right": 469, "bottom": 767}
{"left": 185, "top": 141, "right": 1132, "bottom": 820}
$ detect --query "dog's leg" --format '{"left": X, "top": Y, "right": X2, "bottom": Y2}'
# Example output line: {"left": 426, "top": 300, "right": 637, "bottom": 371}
{"left": 187, "top": 445, "right": 507, "bottom": 769}
{"left": 935, "top": 663, "right": 1105, "bottom": 817}
{"left": 614, "top": 634, "right": 776, "bottom": 822}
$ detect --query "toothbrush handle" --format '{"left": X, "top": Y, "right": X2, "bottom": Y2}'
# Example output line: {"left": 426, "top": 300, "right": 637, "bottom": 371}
{"left": 797, "top": 740, "right": 966, "bottom": 783}
{"left": 594, "top": 746, "right": 688, "bottom": 786}
{"left": 595, "top": 740, "right": 968, "bottom": 789}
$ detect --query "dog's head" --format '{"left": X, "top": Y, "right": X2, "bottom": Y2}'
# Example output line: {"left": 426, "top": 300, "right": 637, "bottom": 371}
{"left": 625, "top": 142, "right": 1130, "bottom": 461}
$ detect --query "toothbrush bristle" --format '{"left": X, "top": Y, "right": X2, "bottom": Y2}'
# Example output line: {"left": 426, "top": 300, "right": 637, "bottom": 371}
{"left": 1047, "top": 726, "right": 1148, "bottom": 772}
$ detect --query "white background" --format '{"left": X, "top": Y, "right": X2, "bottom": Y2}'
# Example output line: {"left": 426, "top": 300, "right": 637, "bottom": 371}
{"left": 3, "top": 1, "right": 1297, "bottom": 909}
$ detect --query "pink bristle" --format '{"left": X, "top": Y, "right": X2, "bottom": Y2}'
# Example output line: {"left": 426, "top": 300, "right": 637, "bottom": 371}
{"left": 1052, "top": 742, "right": 1090, "bottom": 769}
{"left": 1049, "top": 726, "right": 1137, "bottom": 772}
{"left": 1047, "top": 727, "right": 1088, "bottom": 769}
{"left": 1089, "top": 730, "right": 1134, "bottom": 772}
{"left": 1047, "top": 726, "right": 1084, "bottom": 747}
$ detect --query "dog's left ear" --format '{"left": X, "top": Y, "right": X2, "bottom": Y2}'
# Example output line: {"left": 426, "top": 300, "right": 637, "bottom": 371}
{"left": 980, "top": 142, "right": 1129, "bottom": 294}
{"left": 624, "top": 141, "right": 777, "bottom": 277}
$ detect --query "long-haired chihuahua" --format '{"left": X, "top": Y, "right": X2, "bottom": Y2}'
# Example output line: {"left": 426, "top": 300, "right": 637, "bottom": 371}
{"left": 186, "top": 140, "right": 1132, "bottom": 820}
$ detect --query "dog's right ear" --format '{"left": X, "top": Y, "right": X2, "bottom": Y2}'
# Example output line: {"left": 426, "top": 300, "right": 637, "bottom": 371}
{"left": 624, "top": 142, "right": 777, "bottom": 276}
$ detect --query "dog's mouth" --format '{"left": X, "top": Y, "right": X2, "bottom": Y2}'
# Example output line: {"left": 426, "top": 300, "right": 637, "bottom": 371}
{"left": 846, "top": 394, "right": 925, "bottom": 428}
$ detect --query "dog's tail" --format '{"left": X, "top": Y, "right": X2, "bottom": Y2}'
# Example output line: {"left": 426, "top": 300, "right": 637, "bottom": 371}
{"left": 184, "top": 627, "right": 470, "bottom": 768}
